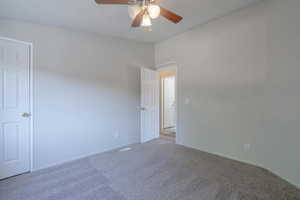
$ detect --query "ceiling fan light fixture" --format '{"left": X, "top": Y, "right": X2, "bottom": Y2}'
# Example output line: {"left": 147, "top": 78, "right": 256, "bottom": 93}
{"left": 128, "top": 4, "right": 142, "bottom": 19}
{"left": 95, "top": 0, "right": 182, "bottom": 27}
{"left": 148, "top": 4, "right": 160, "bottom": 19}
{"left": 141, "top": 13, "right": 152, "bottom": 27}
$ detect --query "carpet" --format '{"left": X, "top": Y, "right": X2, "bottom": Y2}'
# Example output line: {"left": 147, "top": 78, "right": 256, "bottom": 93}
{"left": 1, "top": 139, "right": 299, "bottom": 200}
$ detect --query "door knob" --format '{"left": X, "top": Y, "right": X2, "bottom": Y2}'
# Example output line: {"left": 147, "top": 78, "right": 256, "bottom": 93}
{"left": 22, "top": 112, "right": 31, "bottom": 118}
{"left": 140, "top": 107, "right": 147, "bottom": 111}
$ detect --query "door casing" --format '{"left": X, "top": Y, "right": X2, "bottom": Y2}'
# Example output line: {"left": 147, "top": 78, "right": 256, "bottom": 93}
{"left": 157, "top": 63, "right": 178, "bottom": 143}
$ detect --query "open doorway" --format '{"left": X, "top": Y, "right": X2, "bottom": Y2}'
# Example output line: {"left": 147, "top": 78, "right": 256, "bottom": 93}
{"left": 159, "top": 68, "right": 177, "bottom": 140}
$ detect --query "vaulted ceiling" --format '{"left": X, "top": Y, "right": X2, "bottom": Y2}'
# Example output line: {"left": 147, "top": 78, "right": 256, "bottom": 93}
{"left": 0, "top": 0, "right": 262, "bottom": 43}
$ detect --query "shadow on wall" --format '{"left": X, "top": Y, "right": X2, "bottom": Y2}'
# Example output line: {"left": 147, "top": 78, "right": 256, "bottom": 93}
{"left": 33, "top": 65, "right": 141, "bottom": 169}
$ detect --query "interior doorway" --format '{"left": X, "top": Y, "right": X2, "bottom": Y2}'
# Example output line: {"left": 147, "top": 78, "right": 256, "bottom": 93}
{"left": 159, "top": 68, "right": 177, "bottom": 140}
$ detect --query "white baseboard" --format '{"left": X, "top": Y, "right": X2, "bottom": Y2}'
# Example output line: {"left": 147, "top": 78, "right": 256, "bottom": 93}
{"left": 31, "top": 151, "right": 100, "bottom": 172}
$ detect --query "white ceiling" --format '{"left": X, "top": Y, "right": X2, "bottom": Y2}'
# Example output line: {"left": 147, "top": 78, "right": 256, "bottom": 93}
{"left": 0, "top": 0, "right": 261, "bottom": 43}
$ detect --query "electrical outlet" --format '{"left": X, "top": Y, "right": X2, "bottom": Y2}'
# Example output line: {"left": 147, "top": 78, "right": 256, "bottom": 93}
{"left": 244, "top": 144, "right": 251, "bottom": 152}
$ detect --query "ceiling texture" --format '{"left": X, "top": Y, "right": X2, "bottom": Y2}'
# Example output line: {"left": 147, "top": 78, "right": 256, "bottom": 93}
{"left": 0, "top": 0, "right": 262, "bottom": 43}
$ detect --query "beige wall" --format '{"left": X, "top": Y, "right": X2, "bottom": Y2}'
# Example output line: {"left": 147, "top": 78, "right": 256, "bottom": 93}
{"left": 155, "top": 0, "right": 300, "bottom": 187}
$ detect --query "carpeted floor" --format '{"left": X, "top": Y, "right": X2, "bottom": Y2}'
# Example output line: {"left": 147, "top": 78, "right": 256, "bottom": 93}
{"left": 1, "top": 139, "right": 299, "bottom": 200}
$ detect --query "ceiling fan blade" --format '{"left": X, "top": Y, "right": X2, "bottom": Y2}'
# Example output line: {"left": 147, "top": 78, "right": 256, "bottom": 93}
{"left": 160, "top": 7, "right": 183, "bottom": 24}
{"left": 132, "top": 9, "right": 146, "bottom": 27}
{"left": 95, "top": 0, "right": 130, "bottom": 4}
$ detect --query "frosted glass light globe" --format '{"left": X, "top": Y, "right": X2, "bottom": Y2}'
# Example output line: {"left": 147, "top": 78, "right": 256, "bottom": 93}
{"left": 141, "top": 14, "right": 152, "bottom": 27}
{"left": 128, "top": 4, "right": 142, "bottom": 19}
{"left": 148, "top": 4, "right": 160, "bottom": 19}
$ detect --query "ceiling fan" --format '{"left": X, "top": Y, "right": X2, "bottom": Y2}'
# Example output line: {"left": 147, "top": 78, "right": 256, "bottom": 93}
{"left": 95, "top": 0, "right": 183, "bottom": 28}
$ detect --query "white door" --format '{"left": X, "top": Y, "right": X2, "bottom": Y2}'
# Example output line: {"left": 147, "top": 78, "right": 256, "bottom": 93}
{"left": 163, "top": 75, "right": 176, "bottom": 128}
{"left": 0, "top": 38, "right": 31, "bottom": 179}
{"left": 140, "top": 68, "right": 159, "bottom": 143}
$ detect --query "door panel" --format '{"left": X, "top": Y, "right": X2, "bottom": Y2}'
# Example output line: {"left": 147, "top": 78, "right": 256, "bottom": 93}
{"left": 4, "top": 69, "right": 19, "bottom": 108}
{"left": 3, "top": 123, "right": 19, "bottom": 162}
{"left": 141, "top": 68, "right": 159, "bottom": 143}
{"left": 163, "top": 75, "right": 176, "bottom": 128}
{"left": 0, "top": 39, "right": 30, "bottom": 179}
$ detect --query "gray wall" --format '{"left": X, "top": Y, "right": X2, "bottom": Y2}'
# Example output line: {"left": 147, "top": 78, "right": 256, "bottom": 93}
{"left": 0, "top": 19, "right": 154, "bottom": 170}
{"left": 155, "top": 0, "right": 300, "bottom": 187}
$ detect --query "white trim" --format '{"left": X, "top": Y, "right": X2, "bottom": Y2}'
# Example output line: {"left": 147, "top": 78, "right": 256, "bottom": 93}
{"left": 31, "top": 151, "right": 99, "bottom": 172}
{"left": 29, "top": 42, "right": 34, "bottom": 172}
{"left": 156, "top": 63, "right": 179, "bottom": 144}
{"left": 0, "top": 36, "right": 32, "bottom": 46}
{"left": 0, "top": 36, "right": 34, "bottom": 173}
{"left": 160, "top": 73, "right": 175, "bottom": 130}
{"left": 157, "top": 62, "right": 177, "bottom": 72}
{"left": 140, "top": 68, "right": 143, "bottom": 143}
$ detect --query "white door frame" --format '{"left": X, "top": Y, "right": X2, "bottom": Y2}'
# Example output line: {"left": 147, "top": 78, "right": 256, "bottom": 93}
{"left": 0, "top": 36, "right": 34, "bottom": 172}
{"left": 157, "top": 62, "right": 178, "bottom": 144}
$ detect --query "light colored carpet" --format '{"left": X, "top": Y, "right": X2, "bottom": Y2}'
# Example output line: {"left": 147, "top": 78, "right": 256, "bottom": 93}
{"left": 1, "top": 139, "right": 299, "bottom": 200}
